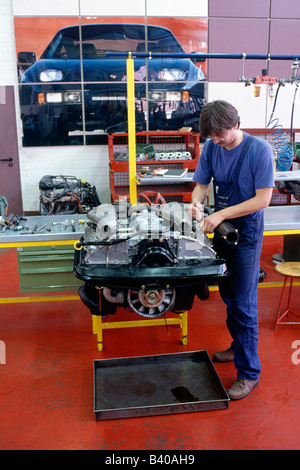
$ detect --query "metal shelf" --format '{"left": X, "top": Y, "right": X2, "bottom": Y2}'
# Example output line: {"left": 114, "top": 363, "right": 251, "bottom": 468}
{"left": 108, "top": 131, "right": 200, "bottom": 202}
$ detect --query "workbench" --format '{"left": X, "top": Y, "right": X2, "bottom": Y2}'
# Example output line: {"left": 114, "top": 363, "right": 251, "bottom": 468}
{"left": 1, "top": 206, "right": 299, "bottom": 293}
{"left": 275, "top": 170, "right": 300, "bottom": 181}
{"left": 0, "top": 205, "right": 299, "bottom": 350}
{"left": 263, "top": 205, "right": 300, "bottom": 235}
{"left": 0, "top": 214, "right": 85, "bottom": 299}
{"left": 0, "top": 213, "right": 85, "bottom": 247}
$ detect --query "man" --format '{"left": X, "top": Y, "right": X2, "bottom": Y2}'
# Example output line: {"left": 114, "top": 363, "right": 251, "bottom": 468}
{"left": 190, "top": 100, "right": 274, "bottom": 400}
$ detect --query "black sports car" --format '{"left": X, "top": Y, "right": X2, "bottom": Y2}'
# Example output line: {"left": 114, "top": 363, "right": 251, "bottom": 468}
{"left": 18, "top": 23, "right": 205, "bottom": 146}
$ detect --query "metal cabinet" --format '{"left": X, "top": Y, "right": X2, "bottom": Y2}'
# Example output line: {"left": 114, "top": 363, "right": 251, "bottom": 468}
{"left": 17, "top": 244, "right": 82, "bottom": 293}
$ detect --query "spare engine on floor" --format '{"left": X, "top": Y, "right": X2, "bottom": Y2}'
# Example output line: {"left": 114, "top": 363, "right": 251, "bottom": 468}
{"left": 74, "top": 202, "right": 236, "bottom": 318}
{"left": 39, "top": 175, "right": 100, "bottom": 215}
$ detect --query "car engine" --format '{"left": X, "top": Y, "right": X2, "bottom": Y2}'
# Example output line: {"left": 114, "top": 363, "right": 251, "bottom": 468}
{"left": 74, "top": 202, "right": 237, "bottom": 318}
{"left": 39, "top": 175, "right": 101, "bottom": 215}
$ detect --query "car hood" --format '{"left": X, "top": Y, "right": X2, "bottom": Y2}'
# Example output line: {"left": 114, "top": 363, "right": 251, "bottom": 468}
{"left": 21, "top": 57, "right": 197, "bottom": 83}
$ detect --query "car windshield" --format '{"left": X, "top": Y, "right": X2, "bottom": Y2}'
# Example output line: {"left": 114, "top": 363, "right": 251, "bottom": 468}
{"left": 42, "top": 24, "right": 184, "bottom": 59}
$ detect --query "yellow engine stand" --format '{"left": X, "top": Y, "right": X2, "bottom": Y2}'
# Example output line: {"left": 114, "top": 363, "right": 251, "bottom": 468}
{"left": 92, "top": 311, "right": 188, "bottom": 351}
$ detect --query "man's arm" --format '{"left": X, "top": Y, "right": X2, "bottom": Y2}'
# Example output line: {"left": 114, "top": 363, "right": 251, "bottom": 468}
{"left": 202, "top": 187, "right": 273, "bottom": 233}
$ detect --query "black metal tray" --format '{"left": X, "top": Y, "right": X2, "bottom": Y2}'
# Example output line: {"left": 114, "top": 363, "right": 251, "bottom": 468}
{"left": 94, "top": 350, "right": 229, "bottom": 420}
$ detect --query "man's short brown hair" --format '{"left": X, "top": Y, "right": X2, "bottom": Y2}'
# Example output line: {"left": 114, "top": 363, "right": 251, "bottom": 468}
{"left": 199, "top": 100, "right": 240, "bottom": 138}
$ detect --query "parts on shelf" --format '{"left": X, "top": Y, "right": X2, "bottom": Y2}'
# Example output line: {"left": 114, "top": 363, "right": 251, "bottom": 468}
{"left": 155, "top": 150, "right": 192, "bottom": 160}
{"left": 114, "top": 149, "right": 192, "bottom": 162}
{"left": 113, "top": 152, "right": 128, "bottom": 161}
{"left": 109, "top": 132, "right": 200, "bottom": 202}
{"left": 278, "top": 180, "right": 300, "bottom": 201}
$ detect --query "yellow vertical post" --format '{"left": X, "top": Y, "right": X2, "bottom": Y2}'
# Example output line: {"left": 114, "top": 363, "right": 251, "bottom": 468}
{"left": 180, "top": 311, "right": 188, "bottom": 345}
{"left": 126, "top": 53, "right": 137, "bottom": 205}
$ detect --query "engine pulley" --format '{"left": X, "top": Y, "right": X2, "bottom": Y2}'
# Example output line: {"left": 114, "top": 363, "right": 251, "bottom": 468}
{"left": 127, "top": 287, "right": 176, "bottom": 318}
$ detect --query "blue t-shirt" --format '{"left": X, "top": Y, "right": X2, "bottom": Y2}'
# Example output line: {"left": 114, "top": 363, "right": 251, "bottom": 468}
{"left": 193, "top": 132, "right": 275, "bottom": 203}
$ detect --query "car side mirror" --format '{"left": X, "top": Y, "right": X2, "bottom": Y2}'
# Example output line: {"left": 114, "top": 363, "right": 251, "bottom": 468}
{"left": 18, "top": 51, "right": 36, "bottom": 65}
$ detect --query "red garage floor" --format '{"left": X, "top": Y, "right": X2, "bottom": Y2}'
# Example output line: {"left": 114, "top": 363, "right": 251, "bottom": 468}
{"left": 0, "top": 235, "right": 299, "bottom": 450}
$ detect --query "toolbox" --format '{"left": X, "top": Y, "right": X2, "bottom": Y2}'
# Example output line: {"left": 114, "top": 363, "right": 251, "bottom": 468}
{"left": 17, "top": 244, "right": 82, "bottom": 293}
{"left": 94, "top": 350, "right": 229, "bottom": 420}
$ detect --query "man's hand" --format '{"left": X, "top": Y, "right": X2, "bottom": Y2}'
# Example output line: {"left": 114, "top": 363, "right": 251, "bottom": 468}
{"left": 188, "top": 200, "right": 225, "bottom": 234}
{"left": 188, "top": 200, "right": 203, "bottom": 221}
{"left": 200, "top": 211, "right": 225, "bottom": 234}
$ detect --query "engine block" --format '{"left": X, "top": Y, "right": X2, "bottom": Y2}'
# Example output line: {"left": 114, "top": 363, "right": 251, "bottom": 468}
{"left": 74, "top": 202, "right": 228, "bottom": 318}
{"left": 39, "top": 175, "right": 100, "bottom": 215}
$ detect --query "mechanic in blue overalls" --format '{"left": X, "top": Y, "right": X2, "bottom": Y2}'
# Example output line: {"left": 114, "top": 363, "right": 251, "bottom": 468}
{"left": 190, "top": 100, "right": 274, "bottom": 400}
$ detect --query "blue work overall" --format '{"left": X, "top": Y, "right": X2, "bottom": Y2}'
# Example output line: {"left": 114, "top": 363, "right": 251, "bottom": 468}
{"left": 212, "top": 136, "right": 263, "bottom": 381}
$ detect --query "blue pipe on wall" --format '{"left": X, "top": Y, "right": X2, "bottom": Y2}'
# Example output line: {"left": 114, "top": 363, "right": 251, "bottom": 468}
{"left": 106, "top": 52, "right": 300, "bottom": 60}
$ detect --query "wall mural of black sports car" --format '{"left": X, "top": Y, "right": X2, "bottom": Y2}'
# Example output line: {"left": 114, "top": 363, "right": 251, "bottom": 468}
{"left": 18, "top": 23, "right": 205, "bottom": 146}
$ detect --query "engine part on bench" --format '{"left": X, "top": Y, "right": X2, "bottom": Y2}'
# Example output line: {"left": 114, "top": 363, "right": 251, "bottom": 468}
{"left": 0, "top": 195, "right": 8, "bottom": 218}
{"left": 74, "top": 202, "right": 228, "bottom": 319}
{"left": 39, "top": 175, "right": 100, "bottom": 215}
{"left": 154, "top": 150, "right": 192, "bottom": 160}
{"left": 278, "top": 180, "right": 300, "bottom": 201}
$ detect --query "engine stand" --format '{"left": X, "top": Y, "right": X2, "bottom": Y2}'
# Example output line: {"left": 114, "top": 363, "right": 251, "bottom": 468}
{"left": 92, "top": 310, "right": 188, "bottom": 351}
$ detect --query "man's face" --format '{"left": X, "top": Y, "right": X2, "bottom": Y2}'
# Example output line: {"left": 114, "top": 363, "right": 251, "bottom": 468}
{"left": 209, "top": 124, "right": 240, "bottom": 150}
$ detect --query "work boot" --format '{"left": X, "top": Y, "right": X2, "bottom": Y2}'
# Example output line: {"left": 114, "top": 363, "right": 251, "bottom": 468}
{"left": 213, "top": 348, "right": 234, "bottom": 363}
{"left": 227, "top": 378, "right": 259, "bottom": 400}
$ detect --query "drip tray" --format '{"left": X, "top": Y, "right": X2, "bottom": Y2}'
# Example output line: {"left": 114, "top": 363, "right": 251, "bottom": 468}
{"left": 94, "top": 350, "right": 229, "bottom": 420}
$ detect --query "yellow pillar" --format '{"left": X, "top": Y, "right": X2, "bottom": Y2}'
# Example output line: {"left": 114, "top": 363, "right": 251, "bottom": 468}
{"left": 126, "top": 53, "right": 137, "bottom": 205}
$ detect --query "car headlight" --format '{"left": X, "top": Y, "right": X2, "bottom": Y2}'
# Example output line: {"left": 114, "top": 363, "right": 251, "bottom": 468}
{"left": 39, "top": 69, "right": 64, "bottom": 82}
{"left": 45, "top": 92, "right": 63, "bottom": 103}
{"left": 166, "top": 92, "right": 181, "bottom": 101}
{"left": 64, "top": 92, "right": 81, "bottom": 103}
{"left": 158, "top": 69, "right": 186, "bottom": 81}
{"left": 149, "top": 91, "right": 164, "bottom": 102}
